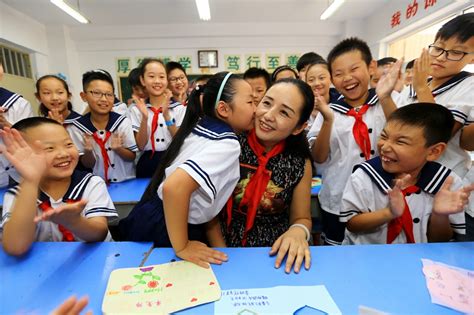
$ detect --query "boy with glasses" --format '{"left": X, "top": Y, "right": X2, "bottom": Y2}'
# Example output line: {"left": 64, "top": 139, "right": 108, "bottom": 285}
{"left": 166, "top": 61, "right": 189, "bottom": 105}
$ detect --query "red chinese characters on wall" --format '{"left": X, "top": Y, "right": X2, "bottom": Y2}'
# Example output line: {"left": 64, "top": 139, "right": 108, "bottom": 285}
{"left": 391, "top": 0, "right": 437, "bottom": 28}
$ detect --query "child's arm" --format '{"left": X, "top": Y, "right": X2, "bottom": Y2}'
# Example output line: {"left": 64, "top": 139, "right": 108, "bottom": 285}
{"left": 0, "top": 128, "right": 46, "bottom": 255}
{"left": 428, "top": 176, "right": 473, "bottom": 242}
{"left": 460, "top": 124, "right": 474, "bottom": 151}
{"left": 412, "top": 49, "right": 436, "bottom": 104}
{"left": 35, "top": 200, "right": 109, "bottom": 242}
{"left": 162, "top": 89, "right": 178, "bottom": 137}
{"left": 311, "top": 94, "right": 333, "bottom": 163}
{"left": 346, "top": 175, "right": 409, "bottom": 233}
{"left": 0, "top": 110, "right": 12, "bottom": 129}
{"left": 162, "top": 168, "right": 228, "bottom": 268}
{"left": 80, "top": 134, "right": 96, "bottom": 168}
{"left": 110, "top": 133, "right": 136, "bottom": 161}
{"left": 376, "top": 59, "right": 404, "bottom": 119}
{"left": 205, "top": 216, "right": 227, "bottom": 247}
{"left": 133, "top": 98, "right": 149, "bottom": 151}
{"left": 269, "top": 159, "right": 312, "bottom": 274}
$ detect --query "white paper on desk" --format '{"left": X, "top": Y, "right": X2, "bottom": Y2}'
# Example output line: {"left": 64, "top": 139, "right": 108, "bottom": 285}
{"left": 421, "top": 258, "right": 474, "bottom": 315}
{"left": 214, "top": 285, "right": 341, "bottom": 315}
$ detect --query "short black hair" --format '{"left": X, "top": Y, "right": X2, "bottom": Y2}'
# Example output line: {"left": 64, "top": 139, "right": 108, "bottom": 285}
{"left": 128, "top": 68, "right": 142, "bottom": 88}
{"left": 296, "top": 52, "right": 325, "bottom": 72}
{"left": 243, "top": 67, "right": 271, "bottom": 89}
{"left": 166, "top": 61, "right": 186, "bottom": 75}
{"left": 327, "top": 37, "right": 373, "bottom": 73}
{"left": 387, "top": 103, "right": 454, "bottom": 146}
{"left": 435, "top": 13, "right": 474, "bottom": 44}
{"left": 377, "top": 57, "right": 397, "bottom": 67}
{"left": 271, "top": 65, "right": 298, "bottom": 82}
{"left": 82, "top": 69, "right": 114, "bottom": 91}
{"left": 405, "top": 59, "right": 415, "bottom": 70}
{"left": 12, "top": 117, "right": 62, "bottom": 132}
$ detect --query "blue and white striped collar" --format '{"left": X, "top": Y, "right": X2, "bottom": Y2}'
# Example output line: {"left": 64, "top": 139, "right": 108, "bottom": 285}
{"left": 63, "top": 110, "right": 82, "bottom": 125}
{"left": 409, "top": 71, "right": 472, "bottom": 98}
{"left": 355, "top": 156, "right": 451, "bottom": 195}
{"left": 144, "top": 99, "right": 182, "bottom": 110}
{"left": 72, "top": 112, "right": 125, "bottom": 135}
{"left": 0, "top": 87, "right": 22, "bottom": 110}
{"left": 192, "top": 116, "right": 238, "bottom": 141}
{"left": 330, "top": 88, "right": 378, "bottom": 115}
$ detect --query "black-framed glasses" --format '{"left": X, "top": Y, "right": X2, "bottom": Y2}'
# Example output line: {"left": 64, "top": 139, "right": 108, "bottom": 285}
{"left": 169, "top": 75, "right": 187, "bottom": 84}
{"left": 87, "top": 90, "right": 114, "bottom": 100}
{"left": 428, "top": 44, "right": 474, "bottom": 61}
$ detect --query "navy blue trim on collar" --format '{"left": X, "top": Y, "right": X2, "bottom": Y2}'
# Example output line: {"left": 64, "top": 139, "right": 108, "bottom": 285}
{"left": 355, "top": 156, "right": 451, "bottom": 195}
{"left": 192, "top": 116, "right": 238, "bottom": 141}
{"left": 145, "top": 99, "right": 182, "bottom": 110}
{"left": 330, "top": 88, "right": 379, "bottom": 114}
{"left": 63, "top": 110, "right": 82, "bottom": 125}
{"left": 0, "top": 87, "right": 22, "bottom": 110}
{"left": 409, "top": 71, "right": 472, "bottom": 98}
{"left": 72, "top": 112, "right": 125, "bottom": 135}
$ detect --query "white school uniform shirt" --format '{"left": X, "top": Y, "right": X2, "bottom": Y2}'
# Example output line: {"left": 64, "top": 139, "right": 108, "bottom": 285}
{"left": 306, "top": 89, "right": 386, "bottom": 216}
{"left": 129, "top": 100, "right": 186, "bottom": 152}
{"left": 157, "top": 117, "right": 241, "bottom": 224}
{"left": 464, "top": 163, "right": 474, "bottom": 218}
{"left": 340, "top": 157, "right": 466, "bottom": 245}
{"left": 396, "top": 72, "right": 474, "bottom": 178}
{"left": 0, "top": 171, "right": 117, "bottom": 242}
{"left": 113, "top": 98, "right": 129, "bottom": 118}
{"left": 0, "top": 87, "right": 34, "bottom": 187}
{"left": 69, "top": 112, "right": 138, "bottom": 183}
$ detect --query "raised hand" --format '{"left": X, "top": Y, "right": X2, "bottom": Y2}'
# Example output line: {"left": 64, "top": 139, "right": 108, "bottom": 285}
{"left": 48, "top": 108, "right": 65, "bottom": 124}
{"left": 34, "top": 199, "right": 87, "bottom": 226}
{"left": 413, "top": 49, "right": 431, "bottom": 93}
{"left": 0, "top": 109, "right": 12, "bottom": 129}
{"left": 83, "top": 134, "right": 94, "bottom": 152}
{"left": 161, "top": 89, "right": 173, "bottom": 117}
{"left": 110, "top": 133, "right": 124, "bottom": 150}
{"left": 0, "top": 128, "right": 46, "bottom": 182}
{"left": 175, "top": 240, "right": 228, "bottom": 269}
{"left": 314, "top": 92, "right": 333, "bottom": 122}
{"left": 388, "top": 174, "right": 412, "bottom": 218}
{"left": 376, "top": 59, "right": 404, "bottom": 100}
{"left": 269, "top": 226, "right": 310, "bottom": 274}
{"left": 433, "top": 176, "right": 474, "bottom": 215}
{"left": 133, "top": 97, "right": 148, "bottom": 119}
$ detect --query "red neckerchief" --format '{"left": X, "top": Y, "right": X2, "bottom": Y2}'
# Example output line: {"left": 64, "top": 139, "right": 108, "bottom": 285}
{"left": 38, "top": 199, "right": 75, "bottom": 241}
{"left": 228, "top": 130, "right": 285, "bottom": 246}
{"left": 387, "top": 185, "right": 419, "bottom": 244}
{"left": 346, "top": 104, "right": 371, "bottom": 160}
{"left": 92, "top": 131, "right": 112, "bottom": 184}
{"left": 149, "top": 107, "right": 162, "bottom": 156}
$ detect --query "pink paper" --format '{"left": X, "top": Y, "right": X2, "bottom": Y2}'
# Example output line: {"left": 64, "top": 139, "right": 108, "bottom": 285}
{"left": 422, "top": 259, "right": 474, "bottom": 314}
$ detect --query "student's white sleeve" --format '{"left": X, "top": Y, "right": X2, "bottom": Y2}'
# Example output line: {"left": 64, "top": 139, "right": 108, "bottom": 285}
{"left": 340, "top": 169, "right": 377, "bottom": 223}
{"left": 82, "top": 176, "right": 117, "bottom": 220}
{"left": 445, "top": 80, "right": 474, "bottom": 125}
{"left": 306, "top": 113, "right": 324, "bottom": 147}
{"left": 178, "top": 139, "right": 240, "bottom": 201}
{"left": 129, "top": 105, "right": 142, "bottom": 132}
{"left": 120, "top": 117, "right": 138, "bottom": 152}
{"left": 67, "top": 125, "right": 85, "bottom": 154}
{"left": 445, "top": 174, "right": 467, "bottom": 235}
{"left": 7, "top": 98, "right": 34, "bottom": 124}
{"left": 394, "top": 86, "right": 412, "bottom": 108}
{"left": 173, "top": 104, "right": 187, "bottom": 127}
{"left": 0, "top": 192, "right": 15, "bottom": 228}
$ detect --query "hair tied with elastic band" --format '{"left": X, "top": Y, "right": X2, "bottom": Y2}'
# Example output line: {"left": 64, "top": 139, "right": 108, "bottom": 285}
{"left": 215, "top": 72, "right": 233, "bottom": 108}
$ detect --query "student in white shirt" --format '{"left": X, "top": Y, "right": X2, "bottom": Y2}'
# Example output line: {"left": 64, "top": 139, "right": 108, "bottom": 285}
{"left": 69, "top": 70, "right": 137, "bottom": 183}
{"left": 1, "top": 117, "right": 117, "bottom": 256}
{"left": 341, "top": 104, "right": 471, "bottom": 244}
{"left": 119, "top": 72, "right": 256, "bottom": 268}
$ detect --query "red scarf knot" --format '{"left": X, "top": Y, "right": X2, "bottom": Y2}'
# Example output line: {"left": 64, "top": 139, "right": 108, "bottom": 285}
{"left": 38, "top": 200, "right": 75, "bottom": 242}
{"left": 149, "top": 107, "right": 163, "bottom": 157}
{"left": 387, "top": 185, "right": 420, "bottom": 244}
{"left": 92, "top": 131, "right": 112, "bottom": 184}
{"left": 346, "top": 104, "right": 371, "bottom": 160}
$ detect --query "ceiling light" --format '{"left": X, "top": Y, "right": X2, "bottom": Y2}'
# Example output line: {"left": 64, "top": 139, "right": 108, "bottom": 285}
{"left": 320, "top": 0, "right": 345, "bottom": 20}
{"left": 195, "top": 0, "right": 211, "bottom": 21}
{"left": 50, "top": 0, "right": 89, "bottom": 24}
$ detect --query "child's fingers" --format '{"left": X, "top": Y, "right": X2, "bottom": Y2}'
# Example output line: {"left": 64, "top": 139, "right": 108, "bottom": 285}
{"left": 304, "top": 247, "right": 311, "bottom": 270}
{"left": 68, "top": 295, "right": 89, "bottom": 314}
{"left": 462, "top": 183, "right": 474, "bottom": 194}
{"left": 269, "top": 236, "right": 282, "bottom": 256}
{"left": 273, "top": 239, "right": 290, "bottom": 269}
{"left": 11, "top": 129, "right": 30, "bottom": 149}
{"left": 440, "top": 176, "right": 454, "bottom": 192}
{"left": 50, "top": 295, "right": 78, "bottom": 314}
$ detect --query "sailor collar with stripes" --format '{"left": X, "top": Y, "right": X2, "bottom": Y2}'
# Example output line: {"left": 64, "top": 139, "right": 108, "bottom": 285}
{"left": 71, "top": 112, "right": 125, "bottom": 135}
{"left": 329, "top": 88, "right": 379, "bottom": 114}
{"left": 355, "top": 156, "right": 452, "bottom": 195}
{"left": 408, "top": 71, "right": 472, "bottom": 98}
{"left": 0, "top": 87, "right": 22, "bottom": 111}
{"left": 144, "top": 99, "right": 182, "bottom": 110}
{"left": 63, "top": 110, "right": 82, "bottom": 125}
{"left": 192, "top": 116, "right": 238, "bottom": 141}
{"left": 7, "top": 170, "right": 95, "bottom": 204}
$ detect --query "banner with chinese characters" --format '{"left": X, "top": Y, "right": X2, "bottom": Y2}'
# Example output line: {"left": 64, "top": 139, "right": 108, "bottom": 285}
{"left": 116, "top": 58, "right": 131, "bottom": 74}
{"left": 390, "top": 0, "right": 443, "bottom": 29}
{"left": 265, "top": 54, "right": 281, "bottom": 72}
{"left": 224, "top": 55, "right": 242, "bottom": 72}
{"left": 245, "top": 54, "right": 262, "bottom": 70}
{"left": 285, "top": 53, "right": 300, "bottom": 70}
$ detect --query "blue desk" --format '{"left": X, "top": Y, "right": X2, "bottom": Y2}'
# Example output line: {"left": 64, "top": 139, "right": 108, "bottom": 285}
{"left": 0, "top": 242, "right": 152, "bottom": 314}
{"left": 147, "top": 242, "right": 474, "bottom": 314}
{"left": 0, "top": 186, "right": 6, "bottom": 207}
{"left": 107, "top": 178, "right": 150, "bottom": 204}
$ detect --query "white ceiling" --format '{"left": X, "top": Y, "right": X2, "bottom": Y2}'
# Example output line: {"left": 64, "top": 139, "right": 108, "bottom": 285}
{"left": 2, "top": 0, "right": 389, "bottom": 26}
